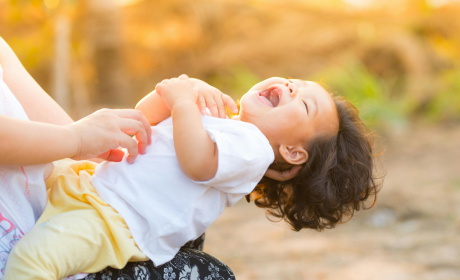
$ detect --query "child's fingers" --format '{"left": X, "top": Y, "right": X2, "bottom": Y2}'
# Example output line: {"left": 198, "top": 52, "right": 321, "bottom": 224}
{"left": 221, "top": 94, "right": 238, "bottom": 114}
{"left": 178, "top": 74, "right": 189, "bottom": 80}
{"left": 204, "top": 94, "right": 219, "bottom": 118}
{"left": 197, "top": 93, "right": 207, "bottom": 115}
{"left": 206, "top": 91, "right": 226, "bottom": 118}
{"left": 157, "top": 79, "right": 169, "bottom": 88}
{"left": 216, "top": 93, "right": 227, "bottom": 119}
{"left": 155, "top": 83, "right": 164, "bottom": 96}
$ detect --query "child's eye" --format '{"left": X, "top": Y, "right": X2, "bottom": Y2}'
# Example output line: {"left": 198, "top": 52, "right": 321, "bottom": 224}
{"left": 303, "top": 100, "right": 309, "bottom": 114}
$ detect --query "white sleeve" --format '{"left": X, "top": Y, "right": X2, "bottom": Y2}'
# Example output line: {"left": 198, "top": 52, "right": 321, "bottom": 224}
{"left": 194, "top": 123, "right": 274, "bottom": 198}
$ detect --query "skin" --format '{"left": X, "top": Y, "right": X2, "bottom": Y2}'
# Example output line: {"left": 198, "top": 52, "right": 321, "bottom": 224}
{"left": 234, "top": 77, "right": 339, "bottom": 168}
{"left": 0, "top": 37, "right": 152, "bottom": 168}
{"left": 136, "top": 75, "right": 238, "bottom": 181}
{"left": 144, "top": 76, "right": 338, "bottom": 182}
{"left": 136, "top": 78, "right": 238, "bottom": 126}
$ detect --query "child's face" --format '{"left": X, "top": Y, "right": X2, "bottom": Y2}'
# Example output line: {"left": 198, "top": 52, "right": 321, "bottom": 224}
{"left": 235, "top": 77, "right": 339, "bottom": 164}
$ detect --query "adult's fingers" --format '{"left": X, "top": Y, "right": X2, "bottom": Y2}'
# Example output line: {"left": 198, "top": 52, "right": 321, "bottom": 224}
{"left": 118, "top": 134, "right": 139, "bottom": 164}
{"left": 97, "top": 149, "right": 125, "bottom": 162}
{"left": 117, "top": 118, "right": 149, "bottom": 155}
{"left": 111, "top": 109, "right": 152, "bottom": 145}
{"left": 264, "top": 165, "right": 302, "bottom": 181}
{"left": 222, "top": 94, "right": 238, "bottom": 114}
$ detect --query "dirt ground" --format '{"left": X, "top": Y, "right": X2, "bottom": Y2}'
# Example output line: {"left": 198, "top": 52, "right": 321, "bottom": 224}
{"left": 204, "top": 123, "right": 460, "bottom": 280}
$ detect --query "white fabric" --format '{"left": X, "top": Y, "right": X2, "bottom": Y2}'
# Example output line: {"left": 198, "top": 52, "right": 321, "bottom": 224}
{"left": 92, "top": 116, "right": 274, "bottom": 266}
{"left": 0, "top": 64, "right": 47, "bottom": 277}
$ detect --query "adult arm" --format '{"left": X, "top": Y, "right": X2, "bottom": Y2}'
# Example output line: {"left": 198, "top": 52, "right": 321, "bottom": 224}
{"left": 0, "top": 109, "right": 151, "bottom": 165}
{"left": 0, "top": 37, "right": 73, "bottom": 125}
{"left": 0, "top": 38, "right": 152, "bottom": 164}
{"left": 0, "top": 115, "right": 77, "bottom": 165}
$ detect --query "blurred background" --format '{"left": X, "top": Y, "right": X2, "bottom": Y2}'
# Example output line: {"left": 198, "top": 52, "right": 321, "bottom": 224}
{"left": 1, "top": 0, "right": 460, "bottom": 279}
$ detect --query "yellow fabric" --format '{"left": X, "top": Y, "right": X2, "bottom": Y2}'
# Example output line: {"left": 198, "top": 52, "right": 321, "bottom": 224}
{"left": 4, "top": 159, "right": 148, "bottom": 280}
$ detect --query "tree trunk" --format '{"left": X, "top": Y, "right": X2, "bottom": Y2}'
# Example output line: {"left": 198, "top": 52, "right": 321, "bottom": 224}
{"left": 52, "top": 15, "right": 71, "bottom": 112}
{"left": 83, "top": 0, "right": 128, "bottom": 107}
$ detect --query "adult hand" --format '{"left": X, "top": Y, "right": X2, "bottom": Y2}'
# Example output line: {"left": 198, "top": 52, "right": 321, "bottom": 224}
{"left": 264, "top": 165, "right": 302, "bottom": 181}
{"left": 67, "top": 109, "right": 152, "bottom": 164}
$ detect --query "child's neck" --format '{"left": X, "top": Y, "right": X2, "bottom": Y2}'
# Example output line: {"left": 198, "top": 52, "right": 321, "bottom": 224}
{"left": 230, "top": 114, "right": 280, "bottom": 161}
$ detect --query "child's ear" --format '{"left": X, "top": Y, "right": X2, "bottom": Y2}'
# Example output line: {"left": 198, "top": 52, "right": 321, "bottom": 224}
{"left": 279, "top": 144, "right": 308, "bottom": 165}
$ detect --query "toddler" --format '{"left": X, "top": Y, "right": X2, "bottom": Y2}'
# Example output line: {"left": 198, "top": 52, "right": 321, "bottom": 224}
{"left": 4, "top": 75, "right": 379, "bottom": 279}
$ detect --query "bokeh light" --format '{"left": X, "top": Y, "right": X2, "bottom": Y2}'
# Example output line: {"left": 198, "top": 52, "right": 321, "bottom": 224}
{"left": 44, "top": 0, "right": 60, "bottom": 10}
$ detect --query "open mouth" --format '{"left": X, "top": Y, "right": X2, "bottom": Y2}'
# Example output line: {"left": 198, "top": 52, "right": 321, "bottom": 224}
{"left": 258, "top": 86, "right": 281, "bottom": 107}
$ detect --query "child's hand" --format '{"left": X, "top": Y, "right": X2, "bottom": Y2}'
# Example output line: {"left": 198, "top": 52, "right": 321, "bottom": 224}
{"left": 189, "top": 77, "right": 238, "bottom": 118}
{"left": 264, "top": 165, "right": 302, "bottom": 181}
{"left": 155, "top": 75, "right": 198, "bottom": 110}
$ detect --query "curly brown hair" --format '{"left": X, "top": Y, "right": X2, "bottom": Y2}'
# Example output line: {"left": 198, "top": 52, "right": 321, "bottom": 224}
{"left": 248, "top": 95, "right": 381, "bottom": 231}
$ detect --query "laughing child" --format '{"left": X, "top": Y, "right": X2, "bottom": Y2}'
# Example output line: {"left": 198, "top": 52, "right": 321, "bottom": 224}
{"left": 4, "top": 75, "right": 379, "bottom": 279}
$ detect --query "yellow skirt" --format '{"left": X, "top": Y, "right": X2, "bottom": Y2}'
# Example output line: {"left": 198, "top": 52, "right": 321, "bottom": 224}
{"left": 4, "top": 159, "right": 147, "bottom": 280}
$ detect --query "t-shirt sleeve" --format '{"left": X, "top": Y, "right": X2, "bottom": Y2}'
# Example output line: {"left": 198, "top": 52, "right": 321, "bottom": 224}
{"left": 193, "top": 122, "right": 274, "bottom": 201}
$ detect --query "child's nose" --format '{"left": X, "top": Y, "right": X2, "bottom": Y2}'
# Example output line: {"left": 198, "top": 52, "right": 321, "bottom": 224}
{"left": 286, "top": 83, "right": 297, "bottom": 97}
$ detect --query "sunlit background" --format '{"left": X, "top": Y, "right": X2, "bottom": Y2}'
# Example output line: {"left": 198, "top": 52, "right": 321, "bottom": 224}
{"left": 2, "top": 0, "right": 460, "bottom": 279}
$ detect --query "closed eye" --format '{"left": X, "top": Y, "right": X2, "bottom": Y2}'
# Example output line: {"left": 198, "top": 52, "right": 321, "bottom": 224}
{"left": 303, "top": 100, "right": 309, "bottom": 114}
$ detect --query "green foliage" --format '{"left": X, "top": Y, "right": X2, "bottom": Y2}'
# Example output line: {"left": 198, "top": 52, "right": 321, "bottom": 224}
{"left": 308, "top": 61, "right": 411, "bottom": 131}
{"left": 208, "top": 65, "right": 261, "bottom": 100}
{"left": 426, "top": 69, "right": 460, "bottom": 122}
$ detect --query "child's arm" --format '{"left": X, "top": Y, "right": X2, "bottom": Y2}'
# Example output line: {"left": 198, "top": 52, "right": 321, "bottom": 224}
{"left": 136, "top": 76, "right": 238, "bottom": 126}
{"left": 135, "top": 89, "right": 171, "bottom": 126}
{"left": 156, "top": 77, "right": 218, "bottom": 181}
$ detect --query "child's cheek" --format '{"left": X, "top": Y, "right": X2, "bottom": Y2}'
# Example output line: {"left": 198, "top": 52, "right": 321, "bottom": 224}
{"left": 284, "top": 106, "right": 302, "bottom": 121}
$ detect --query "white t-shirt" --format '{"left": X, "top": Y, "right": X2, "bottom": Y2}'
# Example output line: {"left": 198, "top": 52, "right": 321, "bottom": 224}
{"left": 91, "top": 116, "right": 274, "bottom": 266}
{"left": 0, "top": 64, "right": 47, "bottom": 276}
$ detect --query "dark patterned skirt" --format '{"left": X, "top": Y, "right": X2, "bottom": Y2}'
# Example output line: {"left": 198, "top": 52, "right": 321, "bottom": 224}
{"left": 84, "top": 233, "right": 235, "bottom": 280}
